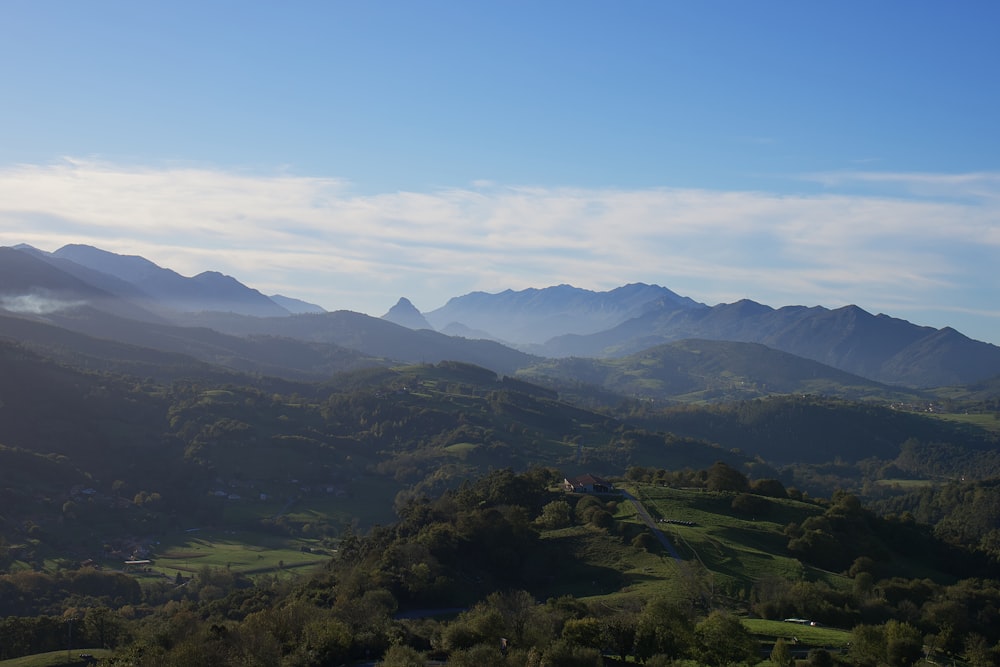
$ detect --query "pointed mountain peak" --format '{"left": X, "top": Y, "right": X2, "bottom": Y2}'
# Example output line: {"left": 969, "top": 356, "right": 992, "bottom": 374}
{"left": 392, "top": 297, "right": 416, "bottom": 309}
{"left": 382, "top": 297, "right": 433, "bottom": 330}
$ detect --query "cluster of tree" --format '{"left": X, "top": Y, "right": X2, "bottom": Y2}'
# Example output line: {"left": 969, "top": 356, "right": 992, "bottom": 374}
{"left": 94, "top": 587, "right": 766, "bottom": 667}
{"left": 752, "top": 572, "right": 1000, "bottom": 658}
{"left": 0, "top": 468, "right": 744, "bottom": 664}
{"left": 872, "top": 477, "right": 1000, "bottom": 562}
{"left": 0, "top": 568, "right": 141, "bottom": 617}
{"left": 101, "top": 475, "right": 1000, "bottom": 666}
{"left": 782, "top": 490, "right": 991, "bottom": 577}
{"left": 0, "top": 606, "right": 129, "bottom": 660}
{"left": 2, "top": 466, "right": 1000, "bottom": 665}
{"left": 626, "top": 461, "right": 793, "bottom": 499}
{"left": 320, "top": 467, "right": 613, "bottom": 607}
{"left": 427, "top": 595, "right": 760, "bottom": 666}
{"left": 882, "top": 438, "right": 1000, "bottom": 481}
{"left": 625, "top": 395, "right": 998, "bottom": 468}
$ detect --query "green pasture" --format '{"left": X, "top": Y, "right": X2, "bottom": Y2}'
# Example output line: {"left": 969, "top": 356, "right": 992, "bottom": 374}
{"left": 931, "top": 412, "right": 1000, "bottom": 434}
{"left": 443, "top": 442, "right": 478, "bottom": 455}
{"left": 0, "top": 650, "right": 112, "bottom": 667}
{"left": 743, "top": 618, "right": 852, "bottom": 648}
{"left": 874, "top": 478, "right": 938, "bottom": 489}
{"left": 541, "top": 488, "right": 683, "bottom": 602}
{"left": 621, "top": 485, "right": 843, "bottom": 592}
{"left": 143, "top": 529, "right": 327, "bottom": 580}
{"left": 538, "top": 525, "right": 649, "bottom": 602}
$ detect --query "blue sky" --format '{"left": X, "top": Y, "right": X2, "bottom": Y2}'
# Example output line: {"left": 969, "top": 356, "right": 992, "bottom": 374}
{"left": 1, "top": 1, "right": 999, "bottom": 345}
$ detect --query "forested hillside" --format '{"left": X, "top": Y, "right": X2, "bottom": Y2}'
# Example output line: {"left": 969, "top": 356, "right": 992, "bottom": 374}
{"left": 2, "top": 333, "right": 1000, "bottom": 665}
{"left": 2, "top": 467, "right": 999, "bottom": 666}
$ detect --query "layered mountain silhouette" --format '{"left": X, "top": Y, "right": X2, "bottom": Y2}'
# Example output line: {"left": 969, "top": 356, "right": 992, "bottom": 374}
{"left": 270, "top": 293, "right": 327, "bottom": 314}
{"left": 0, "top": 246, "right": 164, "bottom": 323}
{"left": 530, "top": 299, "right": 1000, "bottom": 387}
{"left": 416, "top": 283, "right": 1000, "bottom": 387}
{"left": 521, "top": 338, "right": 913, "bottom": 403}
{"left": 0, "top": 245, "right": 535, "bottom": 376}
{"left": 2, "top": 243, "right": 999, "bottom": 389}
{"left": 424, "top": 283, "right": 700, "bottom": 344}
{"left": 46, "top": 244, "right": 296, "bottom": 317}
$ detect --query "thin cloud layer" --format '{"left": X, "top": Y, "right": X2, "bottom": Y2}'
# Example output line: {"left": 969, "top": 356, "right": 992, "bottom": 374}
{"left": 0, "top": 293, "right": 87, "bottom": 315}
{"left": 0, "top": 159, "right": 997, "bottom": 343}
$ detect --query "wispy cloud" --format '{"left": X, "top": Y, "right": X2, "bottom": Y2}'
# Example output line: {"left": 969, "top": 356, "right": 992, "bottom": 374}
{"left": 804, "top": 170, "right": 1000, "bottom": 201}
{"left": 0, "top": 159, "right": 997, "bottom": 342}
{"left": 0, "top": 292, "right": 87, "bottom": 315}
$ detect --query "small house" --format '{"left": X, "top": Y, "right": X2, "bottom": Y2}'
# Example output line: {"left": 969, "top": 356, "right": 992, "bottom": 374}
{"left": 563, "top": 474, "right": 615, "bottom": 494}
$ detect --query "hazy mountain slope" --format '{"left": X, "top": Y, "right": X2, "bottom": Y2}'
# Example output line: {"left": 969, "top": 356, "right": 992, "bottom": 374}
{"left": 270, "top": 293, "right": 326, "bottom": 314}
{"left": 425, "top": 283, "right": 702, "bottom": 344}
{"left": 0, "top": 311, "right": 229, "bottom": 381}
{"left": 10, "top": 241, "right": 998, "bottom": 388}
{"left": 539, "top": 299, "right": 1000, "bottom": 387}
{"left": 879, "top": 327, "right": 1000, "bottom": 387}
{"left": 52, "top": 244, "right": 291, "bottom": 317}
{"left": 0, "top": 246, "right": 165, "bottom": 323}
{"left": 14, "top": 243, "right": 163, "bottom": 309}
{"left": 439, "top": 321, "right": 496, "bottom": 339}
{"left": 1, "top": 302, "right": 377, "bottom": 380}
{"left": 183, "top": 310, "right": 539, "bottom": 375}
{"left": 521, "top": 338, "right": 913, "bottom": 404}
{"left": 634, "top": 395, "right": 999, "bottom": 466}
{"left": 959, "top": 374, "right": 1000, "bottom": 401}
{"left": 3, "top": 245, "right": 532, "bottom": 377}
{"left": 0, "top": 340, "right": 168, "bottom": 462}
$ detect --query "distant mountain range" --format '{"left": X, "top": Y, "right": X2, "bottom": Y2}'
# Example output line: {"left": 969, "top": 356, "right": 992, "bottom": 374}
{"left": 396, "top": 283, "right": 1000, "bottom": 388}
{"left": 527, "top": 298, "right": 1000, "bottom": 387}
{"left": 2, "top": 243, "right": 1000, "bottom": 390}
{"left": 521, "top": 338, "right": 924, "bottom": 405}
{"left": 423, "top": 283, "right": 701, "bottom": 344}
{"left": 0, "top": 245, "right": 535, "bottom": 377}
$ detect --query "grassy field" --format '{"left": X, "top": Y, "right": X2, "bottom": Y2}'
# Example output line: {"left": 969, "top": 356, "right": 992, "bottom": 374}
{"left": 744, "top": 618, "right": 852, "bottom": 648}
{"left": 137, "top": 528, "right": 328, "bottom": 581}
{"left": 625, "top": 484, "right": 839, "bottom": 595}
{"left": 931, "top": 412, "right": 1000, "bottom": 434}
{"left": 537, "top": 485, "right": 848, "bottom": 609}
{"left": 0, "top": 650, "right": 112, "bottom": 667}
{"left": 536, "top": 495, "right": 698, "bottom": 604}
{"left": 874, "top": 478, "right": 939, "bottom": 489}
{"left": 538, "top": 486, "right": 857, "bottom": 651}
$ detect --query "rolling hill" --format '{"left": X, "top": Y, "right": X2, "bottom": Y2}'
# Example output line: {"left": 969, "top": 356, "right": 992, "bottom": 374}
{"left": 520, "top": 338, "right": 918, "bottom": 404}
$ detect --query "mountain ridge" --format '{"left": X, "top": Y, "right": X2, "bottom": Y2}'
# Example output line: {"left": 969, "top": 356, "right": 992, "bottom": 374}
{"left": 4, "top": 242, "right": 999, "bottom": 388}
{"left": 424, "top": 282, "right": 701, "bottom": 344}
{"left": 534, "top": 298, "right": 1000, "bottom": 387}
{"left": 50, "top": 244, "right": 295, "bottom": 317}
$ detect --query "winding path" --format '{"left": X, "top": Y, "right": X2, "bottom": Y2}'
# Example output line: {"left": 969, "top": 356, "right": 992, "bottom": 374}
{"left": 620, "top": 489, "right": 684, "bottom": 563}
